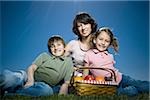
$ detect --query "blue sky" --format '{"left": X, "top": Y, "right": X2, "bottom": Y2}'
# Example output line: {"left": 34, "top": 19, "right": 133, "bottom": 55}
{"left": 0, "top": 1, "right": 149, "bottom": 81}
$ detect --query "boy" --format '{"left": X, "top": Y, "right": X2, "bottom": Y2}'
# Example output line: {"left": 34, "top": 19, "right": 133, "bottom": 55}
{"left": 0, "top": 35, "right": 73, "bottom": 96}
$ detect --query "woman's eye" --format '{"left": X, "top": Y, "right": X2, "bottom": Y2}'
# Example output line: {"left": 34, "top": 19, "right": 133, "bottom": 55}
{"left": 77, "top": 25, "right": 81, "bottom": 27}
{"left": 83, "top": 23, "right": 88, "bottom": 25}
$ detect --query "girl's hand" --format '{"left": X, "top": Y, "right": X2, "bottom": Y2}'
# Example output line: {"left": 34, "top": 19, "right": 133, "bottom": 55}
{"left": 24, "top": 80, "right": 34, "bottom": 88}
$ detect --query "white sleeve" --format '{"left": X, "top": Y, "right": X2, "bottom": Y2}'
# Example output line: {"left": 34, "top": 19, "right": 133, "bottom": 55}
{"left": 65, "top": 40, "right": 77, "bottom": 56}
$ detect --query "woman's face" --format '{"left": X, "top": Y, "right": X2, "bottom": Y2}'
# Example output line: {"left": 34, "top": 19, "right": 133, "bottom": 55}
{"left": 77, "top": 22, "right": 92, "bottom": 37}
{"left": 94, "top": 31, "right": 111, "bottom": 52}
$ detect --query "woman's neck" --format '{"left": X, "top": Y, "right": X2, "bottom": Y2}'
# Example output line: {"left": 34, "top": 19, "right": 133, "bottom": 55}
{"left": 80, "top": 34, "right": 92, "bottom": 44}
{"left": 79, "top": 34, "right": 93, "bottom": 52}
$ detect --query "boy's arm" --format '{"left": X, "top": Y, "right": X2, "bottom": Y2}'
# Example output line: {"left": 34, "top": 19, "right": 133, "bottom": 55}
{"left": 24, "top": 64, "right": 37, "bottom": 88}
{"left": 59, "top": 81, "right": 69, "bottom": 95}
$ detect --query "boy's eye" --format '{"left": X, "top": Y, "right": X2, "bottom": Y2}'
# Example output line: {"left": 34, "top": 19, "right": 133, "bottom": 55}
{"left": 50, "top": 45, "right": 54, "bottom": 48}
{"left": 57, "top": 43, "right": 61, "bottom": 46}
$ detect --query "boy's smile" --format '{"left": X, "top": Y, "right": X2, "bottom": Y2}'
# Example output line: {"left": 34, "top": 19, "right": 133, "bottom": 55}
{"left": 50, "top": 41, "right": 65, "bottom": 56}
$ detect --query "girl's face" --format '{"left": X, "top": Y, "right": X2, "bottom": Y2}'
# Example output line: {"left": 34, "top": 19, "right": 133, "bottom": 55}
{"left": 50, "top": 41, "right": 65, "bottom": 57}
{"left": 94, "top": 31, "right": 111, "bottom": 52}
{"left": 77, "top": 22, "right": 92, "bottom": 37}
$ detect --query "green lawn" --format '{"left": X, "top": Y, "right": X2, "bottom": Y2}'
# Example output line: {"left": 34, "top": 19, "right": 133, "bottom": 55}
{"left": 1, "top": 93, "right": 149, "bottom": 100}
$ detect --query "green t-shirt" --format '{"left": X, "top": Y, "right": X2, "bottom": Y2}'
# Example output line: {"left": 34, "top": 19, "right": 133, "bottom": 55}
{"left": 33, "top": 52, "right": 73, "bottom": 86}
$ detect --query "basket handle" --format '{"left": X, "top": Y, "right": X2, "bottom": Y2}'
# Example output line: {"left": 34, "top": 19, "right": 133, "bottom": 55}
{"left": 79, "top": 67, "right": 116, "bottom": 82}
{"left": 70, "top": 67, "right": 117, "bottom": 86}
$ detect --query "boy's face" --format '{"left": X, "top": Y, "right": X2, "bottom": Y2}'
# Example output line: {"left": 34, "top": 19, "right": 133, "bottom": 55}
{"left": 50, "top": 41, "right": 65, "bottom": 57}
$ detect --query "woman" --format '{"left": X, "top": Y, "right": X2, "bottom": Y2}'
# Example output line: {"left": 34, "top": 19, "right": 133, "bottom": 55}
{"left": 65, "top": 12, "right": 97, "bottom": 75}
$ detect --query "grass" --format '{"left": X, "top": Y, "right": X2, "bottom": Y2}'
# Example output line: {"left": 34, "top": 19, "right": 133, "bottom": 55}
{"left": 1, "top": 93, "right": 149, "bottom": 100}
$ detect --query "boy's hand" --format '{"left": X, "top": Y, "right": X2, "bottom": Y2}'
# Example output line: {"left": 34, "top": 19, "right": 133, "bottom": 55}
{"left": 24, "top": 80, "right": 34, "bottom": 88}
{"left": 59, "top": 81, "right": 69, "bottom": 95}
{"left": 24, "top": 64, "right": 37, "bottom": 88}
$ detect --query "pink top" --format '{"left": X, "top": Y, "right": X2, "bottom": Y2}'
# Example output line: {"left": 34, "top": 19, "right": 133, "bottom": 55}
{"left": 84, "top": 49, "right": 122, "bottom": 84}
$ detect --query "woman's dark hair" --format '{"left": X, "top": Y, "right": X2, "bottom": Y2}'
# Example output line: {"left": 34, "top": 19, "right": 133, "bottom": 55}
{"left": 72, "top": 12, "right": 97, "bottom": 39}
{"left": 47, "top": 35, "right": 65, "bottom": 54}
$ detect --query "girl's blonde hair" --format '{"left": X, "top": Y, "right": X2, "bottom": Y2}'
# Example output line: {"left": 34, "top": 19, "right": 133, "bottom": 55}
{"left": 95, "top": 27, "right": 119, "bottom": 53}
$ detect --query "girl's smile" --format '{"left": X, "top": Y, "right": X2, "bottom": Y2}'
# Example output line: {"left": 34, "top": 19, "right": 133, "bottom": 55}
{"left": 94, "top": 31, "right": 111, "bottom": 52}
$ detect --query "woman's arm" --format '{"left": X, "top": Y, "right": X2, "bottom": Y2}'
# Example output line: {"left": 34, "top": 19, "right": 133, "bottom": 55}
{"left": 64, "top": 43, "right": 72, "bottom": 57}
{"left": 24, "top": 64, "right": 37, "bottom": 88}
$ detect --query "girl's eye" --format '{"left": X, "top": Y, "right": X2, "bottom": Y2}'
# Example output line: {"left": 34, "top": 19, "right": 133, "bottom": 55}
{"left": 99, "top": 38, "right": 103, "bottom": 41}
{"left": 105, "top": 40, "right": 110, "bottom": 43}
{"left": 105, "top": 39, "right": 110, "bottom": 42}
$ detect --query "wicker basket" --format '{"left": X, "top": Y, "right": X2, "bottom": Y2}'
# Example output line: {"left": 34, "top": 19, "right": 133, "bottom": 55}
{"left": 70, "top": 67, "right": 118, "bottom": 96}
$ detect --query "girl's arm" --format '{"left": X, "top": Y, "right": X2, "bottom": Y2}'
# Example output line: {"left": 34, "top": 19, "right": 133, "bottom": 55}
{"left": 24, "top": 64, "right": 37, "bottom": 88}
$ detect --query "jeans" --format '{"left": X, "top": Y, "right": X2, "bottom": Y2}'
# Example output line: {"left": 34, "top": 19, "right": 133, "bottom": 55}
{"left": 0, "top": 69, "right": 59, "bottom": 96}
{"left": 117, "top": 74, "right": 149, "bottom": 96}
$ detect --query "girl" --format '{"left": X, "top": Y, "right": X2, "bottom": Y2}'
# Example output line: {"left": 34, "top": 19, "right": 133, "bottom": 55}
{"left": 65, "top": 12, "right": 97, "bottom": 75}
{"left": 83, "top": 27, "right": 149, "bottom": 96}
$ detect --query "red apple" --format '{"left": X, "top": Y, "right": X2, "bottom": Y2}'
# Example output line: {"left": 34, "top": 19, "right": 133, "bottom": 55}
{"left": 84, "top": 75, "right": 95, "bottom": 80}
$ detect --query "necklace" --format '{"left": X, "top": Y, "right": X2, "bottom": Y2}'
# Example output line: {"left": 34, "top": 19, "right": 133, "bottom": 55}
{"left": 78, "top": 41, "right": 90, "bottom": 52}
